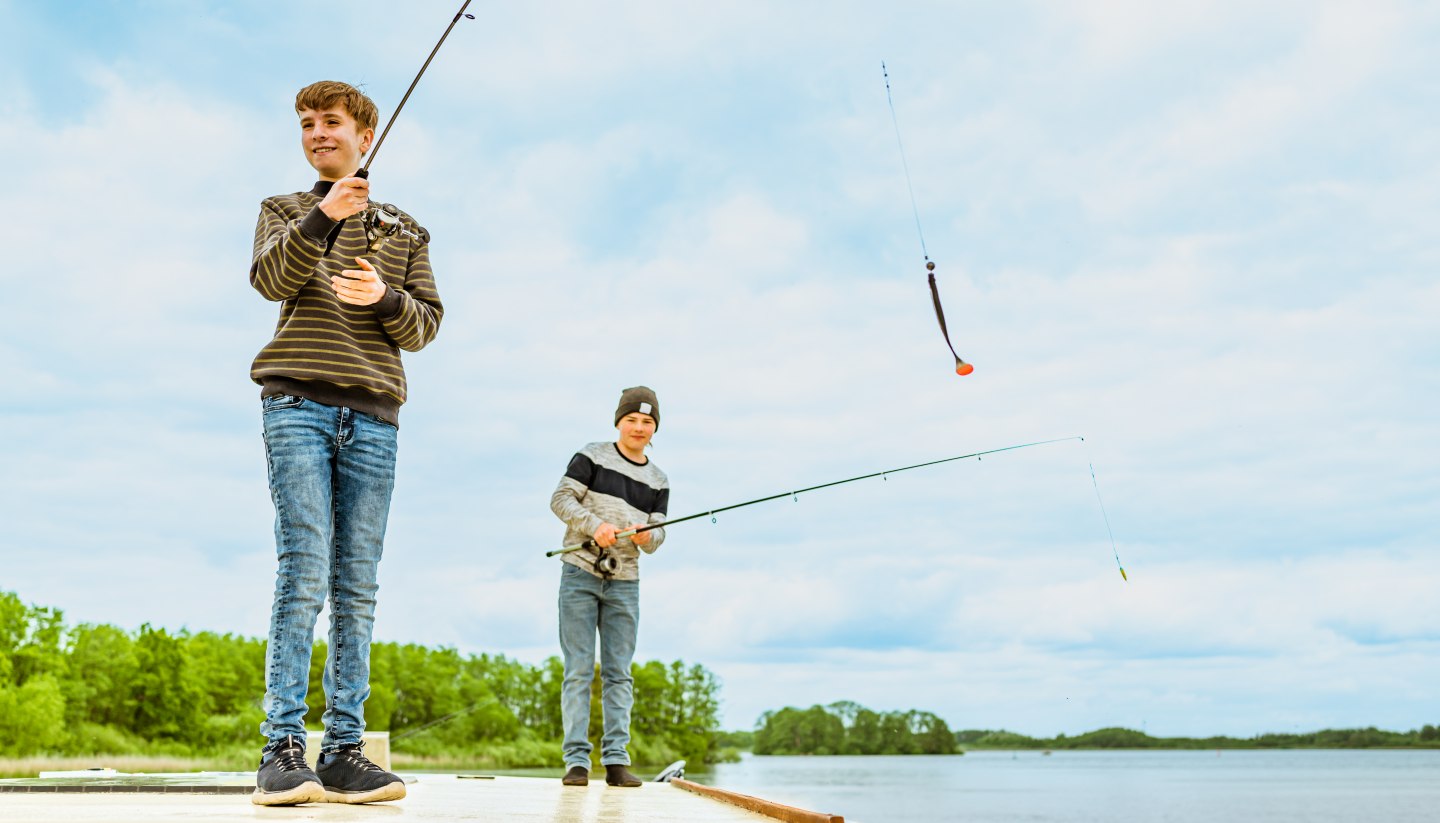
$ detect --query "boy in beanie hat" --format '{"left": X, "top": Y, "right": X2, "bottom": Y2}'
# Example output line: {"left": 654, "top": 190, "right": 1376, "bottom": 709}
{"left": 549, "top": 386, "right": 670, "bottom": 787}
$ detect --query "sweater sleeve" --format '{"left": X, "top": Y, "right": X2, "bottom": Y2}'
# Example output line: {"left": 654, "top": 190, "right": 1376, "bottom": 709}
{"left": 374, "top": 235, "right": 443, "bottom": 352}
{"left": 249, "top": 200, "right": 334, "bottom": 301}
{"left": 640, "top": 476, "right": 669, "bottom": 553}
{"left": 550, "top": 453, "right": 606, "bottom": 538}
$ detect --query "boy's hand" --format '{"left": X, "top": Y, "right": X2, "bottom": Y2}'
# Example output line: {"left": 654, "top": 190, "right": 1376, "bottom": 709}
{"left": 318, "top": 175, "right": 370, "bottom": 220}
{"left": 593, "top": 523, "right": 619, "bottom": 548}
{"left": 628, "top": 525, "right": 652, "bottom": 546}
{"left": 332, "top": 258, "right": 388, "bottom": 306}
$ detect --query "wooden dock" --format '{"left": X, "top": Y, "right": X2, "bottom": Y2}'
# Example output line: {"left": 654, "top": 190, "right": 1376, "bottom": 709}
{"left": 0, "top": 772, "right": 847, "bottom": 822}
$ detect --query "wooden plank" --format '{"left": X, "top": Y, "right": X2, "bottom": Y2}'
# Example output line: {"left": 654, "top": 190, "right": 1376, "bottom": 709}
{"left": 671, "top": 778, "right": 845, "bottom": 823}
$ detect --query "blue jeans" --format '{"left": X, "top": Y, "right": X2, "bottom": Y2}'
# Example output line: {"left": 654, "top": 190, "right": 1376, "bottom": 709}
{"left": 558, "top": 562, "right": 639, "bottom": 767}
{"left": 258, "top": 395, "right": 397, "bottom": 751}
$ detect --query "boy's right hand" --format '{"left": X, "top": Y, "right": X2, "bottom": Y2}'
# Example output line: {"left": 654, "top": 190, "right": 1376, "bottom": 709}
{"left": 318, "top": 175, "right": 370, "bottom": 221}
{"left": 593, "top": 523, "right": 619, "bottom": 549}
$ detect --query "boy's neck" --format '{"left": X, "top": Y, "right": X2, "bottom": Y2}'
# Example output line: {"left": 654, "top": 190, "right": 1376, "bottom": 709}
{"left": 615, "top": 441, "right": 648, "bottom": 464}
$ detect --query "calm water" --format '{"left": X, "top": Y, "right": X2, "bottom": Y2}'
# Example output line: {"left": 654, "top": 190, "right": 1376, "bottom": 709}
{"left": 695, "top": 750, "right": 1440, "bottom": 823}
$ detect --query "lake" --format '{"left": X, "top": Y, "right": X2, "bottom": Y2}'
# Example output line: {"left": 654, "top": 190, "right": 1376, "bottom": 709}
{"left": 694, "top": 750, "right": 1440, "bottom": 823}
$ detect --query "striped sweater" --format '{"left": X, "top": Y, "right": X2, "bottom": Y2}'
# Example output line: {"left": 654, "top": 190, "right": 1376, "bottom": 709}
{"left": 551, "top": 442, "right": 670, "bottom": 580}
{"left": 249, "top": 182, "right": 443, "bottom": 424}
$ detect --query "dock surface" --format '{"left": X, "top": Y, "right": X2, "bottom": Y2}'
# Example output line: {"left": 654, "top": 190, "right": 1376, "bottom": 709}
{"left": 0, "top": 773, "right": 794, "bottom": 822}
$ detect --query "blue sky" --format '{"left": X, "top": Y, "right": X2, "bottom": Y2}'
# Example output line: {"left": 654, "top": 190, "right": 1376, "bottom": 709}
{"left": 2, "top": 0, "right": 1436, "bottom": 737}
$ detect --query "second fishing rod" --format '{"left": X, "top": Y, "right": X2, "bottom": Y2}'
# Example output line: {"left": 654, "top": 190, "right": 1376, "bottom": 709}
{"left": 546, "top": 436, "right": 1083, "bottom": 568}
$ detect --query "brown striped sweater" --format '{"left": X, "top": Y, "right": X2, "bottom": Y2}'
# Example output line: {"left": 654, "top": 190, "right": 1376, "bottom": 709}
{"left": 249, "top": 182, "right": 443, "bottom": 424}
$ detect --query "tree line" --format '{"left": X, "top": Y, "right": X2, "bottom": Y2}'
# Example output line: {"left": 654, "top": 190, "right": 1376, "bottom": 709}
{"left": 956, "top": 726, "right": 1440, "bottom": 749}
{"left": 741, "top": 713, "right": 1440, "bottom": 756}
{"left": 753, "top": 701, "right": 959, "bottom": 755}
{"left": 0, "top": 589, "right": 727, "bottom": 767}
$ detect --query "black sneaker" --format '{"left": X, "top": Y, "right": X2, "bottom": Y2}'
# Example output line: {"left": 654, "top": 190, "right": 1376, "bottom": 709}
{"left": 562, "top": 765, "right": 590, "bottom": 786}
{"left": 316, "top": 743, "right": 406, "bottom": 803}
{"left": 252, "top": 735, "right": 325, "bottom": 806}
{"left": 605, "top": 763, "right": 642, "bottom": 787}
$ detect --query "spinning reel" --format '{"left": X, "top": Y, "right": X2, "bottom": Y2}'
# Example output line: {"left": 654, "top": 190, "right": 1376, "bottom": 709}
{"left": 590, "top": 545, "right": 620, "bottom": 578}
{"left": 360, "top": 202, "right": 430, "bottom": 253}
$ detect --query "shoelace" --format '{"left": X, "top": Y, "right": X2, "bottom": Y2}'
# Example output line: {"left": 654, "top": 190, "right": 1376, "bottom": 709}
{"left": 267, "top": 736, "right": 309, "bottom": 773}
{"left": 334, "top": 746, "right": 385, "bottom": 772}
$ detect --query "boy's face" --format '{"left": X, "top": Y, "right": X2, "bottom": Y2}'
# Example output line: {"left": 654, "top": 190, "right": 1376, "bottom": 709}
{"left": 617, "top": 413, "right": 657, "bottom": 452}
{"left": 298, "top": 106, "right": 373, "bottom": 181}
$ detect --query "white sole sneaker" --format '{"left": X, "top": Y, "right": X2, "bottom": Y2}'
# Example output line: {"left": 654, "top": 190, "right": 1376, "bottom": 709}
{"left": 251, "top": 780, "right": 326, "bottom": 806}
{"left": 323, "top": 781, "right": 407, "bottom": 804}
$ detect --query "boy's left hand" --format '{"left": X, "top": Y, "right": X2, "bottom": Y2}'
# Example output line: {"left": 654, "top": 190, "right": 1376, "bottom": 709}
{"left": 629, "top": 525, "right": 652, "bottom": 546}
{"left": 332, "top": 258, "right": 388, "bottom": 306}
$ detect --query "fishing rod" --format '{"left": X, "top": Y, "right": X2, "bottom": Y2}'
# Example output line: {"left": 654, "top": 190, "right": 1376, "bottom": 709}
{"left": 882, "top": 62, "right": 973, "bottom": 377}
{"left": 354, "top": 0, "right": 475, "bottom": 251}
{"left": 546, "top": 436, "right": 1082, "bottom": 566}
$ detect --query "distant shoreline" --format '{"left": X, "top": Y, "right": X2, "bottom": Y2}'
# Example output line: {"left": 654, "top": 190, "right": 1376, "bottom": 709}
{"left": 733, "top": 707, "right": 1440, "bottom": 757}
{"left": 954, "top": 726, "right": 1440, "bottom": 751}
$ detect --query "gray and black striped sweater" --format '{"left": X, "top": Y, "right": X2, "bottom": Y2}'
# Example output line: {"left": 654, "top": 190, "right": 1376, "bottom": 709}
{"left": 551, "top": 442, "right": 670, "bottom": 580}
{"left": 249, "top": 182, "right": 443, "bottom": 424}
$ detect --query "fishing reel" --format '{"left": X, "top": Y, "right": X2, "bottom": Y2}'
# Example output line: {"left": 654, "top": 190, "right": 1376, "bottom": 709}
{"left": 361, "top": 202, "right": 430, "bottom": 253}
{"left": 590, "top": 543, "right": 619, "bottom": 578}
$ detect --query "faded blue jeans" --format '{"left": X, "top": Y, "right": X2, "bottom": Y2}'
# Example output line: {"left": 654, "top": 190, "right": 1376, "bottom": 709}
{"left": 259, "top": 394, "right": 397, "bottom": 751}
{"left": 559, "top": 562, "right": 639, "bottom": 768}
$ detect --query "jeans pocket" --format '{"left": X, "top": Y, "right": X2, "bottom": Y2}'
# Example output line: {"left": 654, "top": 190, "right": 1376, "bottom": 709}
{"left": 262, "top": 394, "right": 304, "bottom": 412}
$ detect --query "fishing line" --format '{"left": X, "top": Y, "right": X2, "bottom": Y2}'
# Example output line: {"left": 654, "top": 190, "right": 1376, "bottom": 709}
{"left": 389, "top": 698, "right": 496, "bottom": 743}
{"left": 1080, "top": 438, "right": 1127, "bottom": 582}
{"left": 883, "top": 62, "right": 929, "bottom": 263}
{"left": 882, "top": 62, "right": 972, "bottom": 377}
{"left": 546, "top": 436, "right": 1081, "bottom": 559}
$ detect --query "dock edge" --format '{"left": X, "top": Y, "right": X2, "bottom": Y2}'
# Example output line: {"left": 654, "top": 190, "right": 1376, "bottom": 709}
{"left": 669, "top": 778, "right": 845, "bottom": 823}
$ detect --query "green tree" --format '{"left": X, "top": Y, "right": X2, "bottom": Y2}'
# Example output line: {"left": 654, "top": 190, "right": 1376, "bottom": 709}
{"left": 848, "top": 708, "right": 883, "bottom": 754}
{"left": 184, "top": 631, "right": 265, "bottom": 718}
{"left": 754, "top": 705, "right": 845, "bottom": 755}
{"left": 0, "top": 675, "right": 68, "bottom": 756}
{"left": 0, "top": 593, "right": 66, "bottom": 686}
{"left": 878, "top": 711, "right": 917, "bottom": 754}
{"left": 911, "top": 711, "right": 958, "bottom": 754}
{"left": 63, "top": 623, "right": 139, "bottom": 728}
{"left": 128, "top": 624, "right": 203, "bottom": 739}
{"left": 0, "top": 591, "right": 28, "bottom": 685}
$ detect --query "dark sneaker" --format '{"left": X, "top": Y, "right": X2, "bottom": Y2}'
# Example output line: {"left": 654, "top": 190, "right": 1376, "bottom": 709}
{"left": 252, "top": 735, "right": 325, "bottom": 806}
{"left": 316, "top": 743, "right": 406, "bottom": 803}
{"left": 562, "top": 765, "right": 590, "bottom": 786}
{"left": 605, "top": 763, "right": 642, "bottom": 787}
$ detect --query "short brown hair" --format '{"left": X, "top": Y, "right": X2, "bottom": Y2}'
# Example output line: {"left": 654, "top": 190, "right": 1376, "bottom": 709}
{"left": 294, "top": 81, "right": 379, "bottom": 132}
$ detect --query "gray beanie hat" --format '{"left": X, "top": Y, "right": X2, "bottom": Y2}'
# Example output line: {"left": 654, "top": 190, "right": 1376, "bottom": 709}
{"left": 614, "top": 385, "right": 660, "bottom": 430}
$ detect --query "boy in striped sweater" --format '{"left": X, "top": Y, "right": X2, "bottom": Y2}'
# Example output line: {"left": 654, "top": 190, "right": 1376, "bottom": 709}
{"left": 551, "top": 386, "right": 670, "bottom": 787}
{"left": 248, "top": 81, "right": 442, "bottom": 806}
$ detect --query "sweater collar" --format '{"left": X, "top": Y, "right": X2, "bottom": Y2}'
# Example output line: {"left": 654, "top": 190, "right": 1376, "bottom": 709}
{"left": 310, "top": 180, "right": 334, "bottom": 196}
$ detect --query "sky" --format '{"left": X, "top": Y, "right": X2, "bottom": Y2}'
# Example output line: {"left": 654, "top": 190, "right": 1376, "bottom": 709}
{"left": 1, "top": 0, "right": 1436, "bottom": 738}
